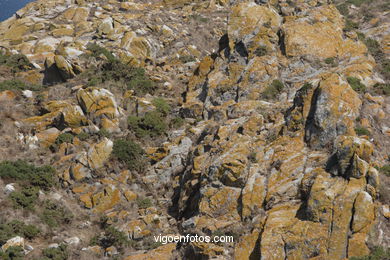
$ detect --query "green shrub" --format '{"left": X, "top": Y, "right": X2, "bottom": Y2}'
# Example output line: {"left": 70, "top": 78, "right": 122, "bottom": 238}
{"left": 103, "top": 226, "right": 129, "bottom": 249}
{"left": 262, "top": 80, "right": 284, "bottom": 100}
{"left": 142, "top": 111, "right": 167, "bottom": 136}
{"left": 136, "top": 197, "right": 152, "bottom": 209}
{"left": 92, "top": 226, "right": 129, "bottom": 250}
{"left": 55, "top": 133, "right": 74, "bottom": 145}
{"left": 128, "top": 111, "right": 167, "bottom": 138}
{"left": 0, "top": 160, "right": 55, "bottom": 190}
{"left": 76, "top": 132, "right": 90, "bottom": 141}
{"left": 86, "top": 43, "right": 116, "bottom": 62}
{"left": 97, "top": 128, "right": 111, "bottom": 138}
{"left": 248, "top": 152, "right": 257, "bottom": 163}
{"left": 254, "top": 46, "right": 267, "bottom": 57}
{"left": 350, "top": 246, "right": 390, "bottom": 260}
{"left": 0, "top": 220, "right": 40, "bottom": 244}
{"left": 142, "top": 237, "right": 162, "bottom": 250}
{"left": 9, "top": 186, "right": 39, "bottom": 209}
{"left": 0, "top": 53, "right": 32, "bottom": 73}
{"left": 20, "top": 224, "right": 40, "bottom": 239}
{"left": 127, "top": 116, "right": 148, "bottom": 137}
{"left": 347, "top": 77, "right": 366, "bottom": 93}
{"left": 344, "top": 18, "right": 359, "bottom": 32}
{"left": 347, "top": 0, "right": 367, "bottom": 7}
{"left": 179, "top": 55, "right": 196, "bottom": 63}
{"left": 336, "top": 3, "right": 349, "bottom": 16}
{"left": 364, "top": 37, "right": 382, "bottom": 58}
{"left": 152, "top": 98, "right": 170, "bottom": 116}
{"left": 41, "top": 244, "right": 68, "bottom": 260}
{"left": 112, "top": 139, "right": 145, "bottom": 171}
{"left": 355, "top": 126, "right": 370, "bottom": 136}
{"left": 357, "top": 32, "right": 366, "bottom": 41}
{"left": 380, "top": 165, "right": 390, "bottom": 176}
{"left": 324, "top": 57, "right": 336, "bottom": 67}
{"left": 51, "top": 133, "right": 74, "bottom": 151}
{"left": 381, "top": 59, "right": 390, "bottom": 80}
{"left": 170, "top": 116, "right": 185, "bottom": 129}
{"left": 300, "top": 82, "right": 313, "bottom": 94}
{"left": 40, "top": 200, "right": 73, "bottom": 228}
{"left": 0, "top": 246, "right": 24, "bottom": 260}
{"left": 373, "top": 83, "right": 390, "bottom": 96}
{"left": 102, "top": 60, "right": 154, "bottom": 95}
{"left": 82, "top": 58, "right": 154, "bottom": 95}
{"left": 190, "top": 14, "right": 208, "bottom": 23}
{"left": 0, "top": 79, "right": 43, "bottom": 92}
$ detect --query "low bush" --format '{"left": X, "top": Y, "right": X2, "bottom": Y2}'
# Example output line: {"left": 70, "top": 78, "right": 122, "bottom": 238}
{"left": 324, "top": 57, "right": 337, "bottom": 67}
{"left": 248, "top": 152, "right": 257, "bottom": 163}
{"left": 170, "top": 116, "right": 185, "bottom": 129}
{"left": 112, "top": 139, "right": 145, "bottom": 171}
{"left": 96, "top": 128, "right": 109, "bottom": 139}
{"left": 40, "top": 200, "right": 73, "bottom": 228}
{"left": 41, "top": 244, "right": 68, "bottom": 260}
{"left": 141, "top": 237, "right": 162, "bottom": 250}
{"left": 9, "top": 186, "right": 39, "bottom": 209}
{"left": 0, "top": 53, "right": 32, "bottom": 73}
{"left": 179, "top": 55, "right": 196, "bottom": 64}
{"left": 128, "top": 111, "right": 168, "bottom": 138}
{"left": 55, "top": 133, "right": 74, "bottom": 145}
{"left": 152, "top": 98, "right": 170, "bottom": 116}
{"left": 91, "top": 226, "right": 129, "bottom": 250}
{"left": 0, "top": 220, "right": 40, "bottom": 244}
{"left": 336, "top": 3, "right": 349, "bottom": 16}
{"left": 85, "top": 59, "right": 154, "bottom": 95}
{"left": 380, "top": 165, "right": 390, "bottom": 176}
{"left": 189, "top": 14, "right": 208, "bottom": 23}
{"left": 347, "top": 0, "right": 367, "bottom": 7}
{"left": 349, "top": 246, "right": 390, "bottom": 260}
{"left": 136, "top": 197, "right": 152, "bottom": 209}
{"left": 364, "top": 37, "right": 382, "bottom": 58}
{"left": 355, "top": 126, "right": 370, "bottom": 136}
{"left": 344, "top": 19, "right": 359, "bottom": 32}
{"left": 254, "top": 46, "right": 267, "bottom": 57}
{"left": 373, "top": 83, "right": 390, "bottom": 96}
{"left": 0, "top": 160, "right": 55, "bottom": 190}
{"left": 0, "top": 79, "right": 43, "bottom": 92}
{"left": 262, "top": 80, "right": 284, "bottom": 100}
{"left": 381, "top": 59, "right": 390, "bottom": 80}
{"left": 347, "top": 77, "right": 366, "bottom": 93}
{"left": 76, "top": 132, "right": 90, "bottom": 141}
{"left": 0, "top": 246, "right": 24, "bottom": 260}
{"left": 86, "top": 43, "right": 116, "bottom": 62}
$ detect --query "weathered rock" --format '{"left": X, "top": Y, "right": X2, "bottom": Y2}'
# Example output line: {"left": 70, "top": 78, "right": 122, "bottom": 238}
{"left": 124, "top": 243, "right": 176, "bottom": 260}
{"left": 305, "top": 74, "right": 362, "bottom": 149}
{"left": 77, "top": 87, "right": 120, "bottom": 121}
{"left": 1, "top": 236, "right": 25, "bottom": 252}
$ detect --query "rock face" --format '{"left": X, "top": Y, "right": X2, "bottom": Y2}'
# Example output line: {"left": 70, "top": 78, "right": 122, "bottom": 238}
{"left": 171, "top": 2, "right": 385, "bottom": 259}
{"left": 0, "top": 0, "right": 389, "bottom": 259}
{"left": 305, "top": 74, "right": 362, "bottom": 148}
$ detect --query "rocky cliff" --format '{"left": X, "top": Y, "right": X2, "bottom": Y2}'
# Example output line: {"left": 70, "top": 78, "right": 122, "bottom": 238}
{"left": 0, "top": 0, "right": 389, "bottom": 259}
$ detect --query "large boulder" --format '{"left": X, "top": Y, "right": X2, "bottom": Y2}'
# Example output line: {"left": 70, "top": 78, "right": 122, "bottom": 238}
{"left": 77, "top": 87, "right": 120, "bottom": 120}
{"left": 305, "top": 74, "right": 362, "bottom": 149}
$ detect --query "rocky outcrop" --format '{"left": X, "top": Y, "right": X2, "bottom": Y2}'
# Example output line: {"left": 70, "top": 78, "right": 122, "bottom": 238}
{"left": 0, "top": 0, "right": 388, "bottom": 259}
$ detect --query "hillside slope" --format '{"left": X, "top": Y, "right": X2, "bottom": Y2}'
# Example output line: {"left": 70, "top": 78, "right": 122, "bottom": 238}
{"left": 0, "top": 0, "right": 389, "bottom": 259}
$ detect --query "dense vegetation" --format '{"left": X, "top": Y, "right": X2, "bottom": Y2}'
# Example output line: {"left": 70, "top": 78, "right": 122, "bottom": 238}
{"left": 83, "top": 44, "right": 154, "bottom": 95}
{"left": 0, "top": 220, "right": 40, "bottom": 245}
{"left": 0, "top": 160, "right": 55, "bottom": 190}
{"left": 350, "top": 246, "right": 390, "bottom": 260}
{"left": 112, "top": 139, "right": 145, "bottom": 171}
{"left": 0, "top": 53, "right": 32, "bottom": 73}
{"left": 0, "top": 79, "right": 43, "bottom": 92}
{"left": 262, "top": 80, "right": 284, "bottom": 100}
